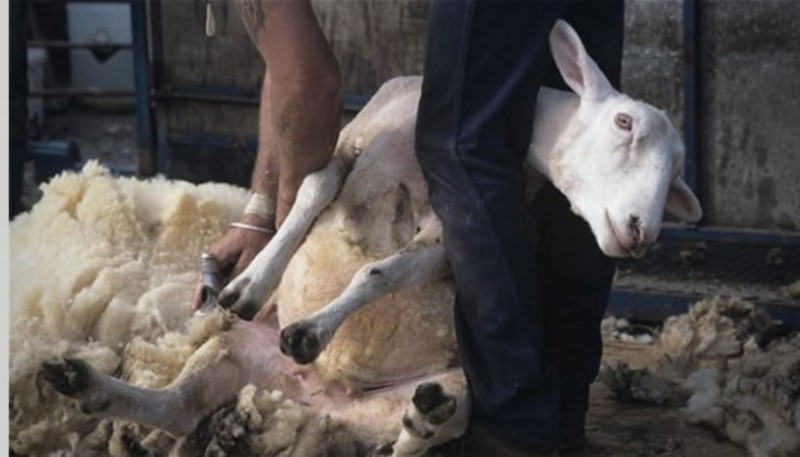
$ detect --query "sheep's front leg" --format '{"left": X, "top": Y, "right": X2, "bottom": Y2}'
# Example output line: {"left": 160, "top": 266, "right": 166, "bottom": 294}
{"left": 280, "top": 220, "right": 448, "bottom": 364}
{"left": 220, "top": 156, "right": 351, "bottom": 319}
{"left": 40, "top": 336, "right": 248, "bottom": 437}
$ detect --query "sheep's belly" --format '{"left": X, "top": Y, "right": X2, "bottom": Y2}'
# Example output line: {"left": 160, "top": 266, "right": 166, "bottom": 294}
{"left": 275, "top": 220, "right": 458, "bottom": 387}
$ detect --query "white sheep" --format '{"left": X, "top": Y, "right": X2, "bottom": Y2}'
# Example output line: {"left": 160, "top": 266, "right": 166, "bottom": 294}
{"left": 38, "top": 20, "right": 701, "bottom": 457}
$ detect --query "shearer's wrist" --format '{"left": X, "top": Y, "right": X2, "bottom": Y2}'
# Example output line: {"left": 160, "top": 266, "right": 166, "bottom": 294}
{"left": 239, "top": 213, "right": 276, "bottom": 231}
{"left": 239, "top": 192, "right": 276, "bottom": 228}
{"left": 243, "top": 192, "right": 275, "bottom": 219}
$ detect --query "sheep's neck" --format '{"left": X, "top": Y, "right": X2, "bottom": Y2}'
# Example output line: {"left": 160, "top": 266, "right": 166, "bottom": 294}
{"left": 527, "top": 88, "right": 580, "bottom": 180}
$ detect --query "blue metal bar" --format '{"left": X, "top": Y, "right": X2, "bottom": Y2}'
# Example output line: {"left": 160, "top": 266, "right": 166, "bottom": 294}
{"left": 155, "top": 84, "right": 371, "bottom": 112}
{"left": 29, "top": 0, "right": 134, "bottom": 3}
{"left": 29, "top": 89, "right": 135, "bottom": 97}
{"left": 609, "top": 288, "right": 800, "bottom": 330}
{"left": 147, "top": 0, "right": 170, "bottom": 175}
{"left": 661, "top": 224, "right": 800, "bottom": 247}
{"left": 155, "top": 90, "right": 259, "bottom": 106}
{"left": 27, "top": 40, "right": 133, "bottom": 49}
{"left": 344, "top": 94, "right": 371, "bottom": 112}
{"left": 131, "top": 0, "right": 156, "bottom": 175}
{"left": 161, "top": 84, "right": 260, "bottom": 101}
{"left": 608, "top": 289, "right": 694, "bottom": 323}
{"left": 169, "top": 132, "right": 258, "bottom": 151}
{"left": 682, "top": 0, "right": 701, "bottom": 196}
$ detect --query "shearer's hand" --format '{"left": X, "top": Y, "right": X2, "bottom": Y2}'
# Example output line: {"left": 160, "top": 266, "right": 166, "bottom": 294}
{"left": 191, "top": 214, "right": 274, "bottom": 311}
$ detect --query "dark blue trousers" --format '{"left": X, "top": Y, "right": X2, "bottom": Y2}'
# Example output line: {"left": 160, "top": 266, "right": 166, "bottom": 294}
{"left": 415, "top": 0, "right": 623, "bottom": 451}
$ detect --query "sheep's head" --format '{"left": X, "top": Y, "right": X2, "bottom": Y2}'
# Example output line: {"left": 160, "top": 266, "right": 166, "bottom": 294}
{"left": 546, "top": 20, "right": 702, "bottom": 258}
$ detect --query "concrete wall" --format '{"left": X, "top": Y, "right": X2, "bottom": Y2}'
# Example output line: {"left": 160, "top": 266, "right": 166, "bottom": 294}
{"left": 623, "top": 0, "right": 800, "bottom": 231}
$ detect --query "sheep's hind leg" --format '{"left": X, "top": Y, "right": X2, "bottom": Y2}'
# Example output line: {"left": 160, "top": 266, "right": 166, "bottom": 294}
{"left": 280, "top": 220, "right": 448, "bottom": 364}
{"left": 40, "top": 335, "right": 249, "bottom": 437}
{"left": 220, "top": 156, "right": 351, "bottom": 320}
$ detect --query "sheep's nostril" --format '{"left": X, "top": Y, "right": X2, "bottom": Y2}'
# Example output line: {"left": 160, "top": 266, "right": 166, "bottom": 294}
{"left": 635, "top": 226, "right": 646, "bottom": 245}
{"left": 628, "top": 215, "right": 646, "bottom": 247}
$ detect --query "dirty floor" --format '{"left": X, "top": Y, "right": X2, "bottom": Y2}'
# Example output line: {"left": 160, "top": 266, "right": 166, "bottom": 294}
{"left": 564, "top": 341, "right": 747, "bottom": 457}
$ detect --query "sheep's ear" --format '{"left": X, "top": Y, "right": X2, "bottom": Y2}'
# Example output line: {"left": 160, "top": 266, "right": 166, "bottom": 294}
{"left": 666, "top": 177, "right": 703, "bottom": 223}
{"left": 549, "top": 19, "right": 615, "bottom": 102}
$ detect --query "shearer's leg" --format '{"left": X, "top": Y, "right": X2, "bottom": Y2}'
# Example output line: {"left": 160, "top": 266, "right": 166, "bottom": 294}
{"left": 534, "top": 1, "right": 624, "bottom": 449}
{"left": 415, "top": 0, "right": 567, "bottom": 453}
{"left": 280, "top": 219, "right": 448, "bottom": 364}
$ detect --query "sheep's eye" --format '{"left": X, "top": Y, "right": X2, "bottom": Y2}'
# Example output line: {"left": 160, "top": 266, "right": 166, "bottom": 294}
{"left": 615, "top": 113, "right": 633, "bottom": 131}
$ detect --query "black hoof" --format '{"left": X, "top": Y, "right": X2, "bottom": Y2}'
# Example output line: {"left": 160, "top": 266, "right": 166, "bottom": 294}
{"left": 412, "top": 382, "right": 448, "bottom": 414}
{"left": 370, "top": 442, "right": 395, "bottom": 456}
{"left": 218, "top": 288, "right": 240, "bottom": 309}
{"left": 279, "top": 321, "right": 322, "bottom": 365}
{"left": 230, "top": 300, "right": 260, "bottom": 321}
{"left": 413, "top": 382, "right": 457, "bottom": 425}
{"left": 41, "top": 357, "right": 91, "bottom": 396}
{"left": 219, "top": 284, "right": 260, "bottom": 321}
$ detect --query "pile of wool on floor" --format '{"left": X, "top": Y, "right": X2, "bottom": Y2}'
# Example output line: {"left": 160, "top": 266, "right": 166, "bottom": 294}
{"left": 601, "top": 296, "right": 800, "bottom": 457}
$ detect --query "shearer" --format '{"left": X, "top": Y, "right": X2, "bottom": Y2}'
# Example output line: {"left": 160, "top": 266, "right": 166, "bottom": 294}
{"left": 415, "top": 1, "right": 624, "bottom": 456}
{"left": 197, "top": 1, "right": 624, "bottom": 456}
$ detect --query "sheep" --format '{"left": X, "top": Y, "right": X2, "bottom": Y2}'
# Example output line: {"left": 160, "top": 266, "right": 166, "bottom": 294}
{"left": 31, "top": 20, "right": 701, "bottom": 457}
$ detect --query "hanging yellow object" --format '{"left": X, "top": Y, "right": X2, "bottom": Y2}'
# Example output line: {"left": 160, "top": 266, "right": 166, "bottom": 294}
{"left": 205, "top": 1, "right": 216, "bottom": 38}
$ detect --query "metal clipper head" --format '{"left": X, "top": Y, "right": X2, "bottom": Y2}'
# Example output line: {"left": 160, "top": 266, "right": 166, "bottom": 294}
{"left": 199, "top": 253, "right": 220, "bottom": 312}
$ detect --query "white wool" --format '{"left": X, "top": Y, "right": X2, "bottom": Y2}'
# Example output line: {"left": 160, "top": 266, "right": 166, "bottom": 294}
{"left": 660, "top": 296, "right": 775, "bottom": 359}
{"left": 10, "top": 161, "right": 246, "bottom": 348}
{"left": 599, "top": 362, "right": 680, "bottom": 405}
{"left": 10, "top": 163, "right": 365, "bottom": 456}
{"left": 667, "top": 300, "right": 800, "bottom": 456}
{"left": 173, "top": 384, "right": 358, "bottom": 456}
{"left": 8, "top": 163, "right": 441, "bottom": 456}
{"left": 783, "top": 279, "right": 800, "bottom": 299}
{"left": 600, "top": 298, "right": 800, "bottom": 456}
{"left": 9, "top": 162, "right": 248, "bottom": 455}
{"left": 601, "top": 316, "right": 657, "bottom": 344}
{"left": 683, "top": 368, "right": 724, "bottom": 428}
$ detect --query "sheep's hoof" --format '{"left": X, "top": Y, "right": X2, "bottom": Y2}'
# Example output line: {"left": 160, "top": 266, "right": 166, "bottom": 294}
{"left": 412, "top": 382, "right": 457, "bottom": 425}
{"left": 279, "top": 321, "right": 323, "bottom": 365}
{"left": 219, "top": 280, "right": 260, "bottom": 321}
{"left": 368, "top": 442, "right": 395, "bottom": 456}
{"left": 41, "top": 357, "right": 92, "bottom": 396}
{"left": 231, "top": 300, "right": 261, "bottom": 321}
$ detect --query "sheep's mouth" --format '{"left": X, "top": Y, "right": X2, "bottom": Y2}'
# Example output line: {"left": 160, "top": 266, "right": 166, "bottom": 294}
{"left": 604, "top": 210, "right": 641, "bottom": 258}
